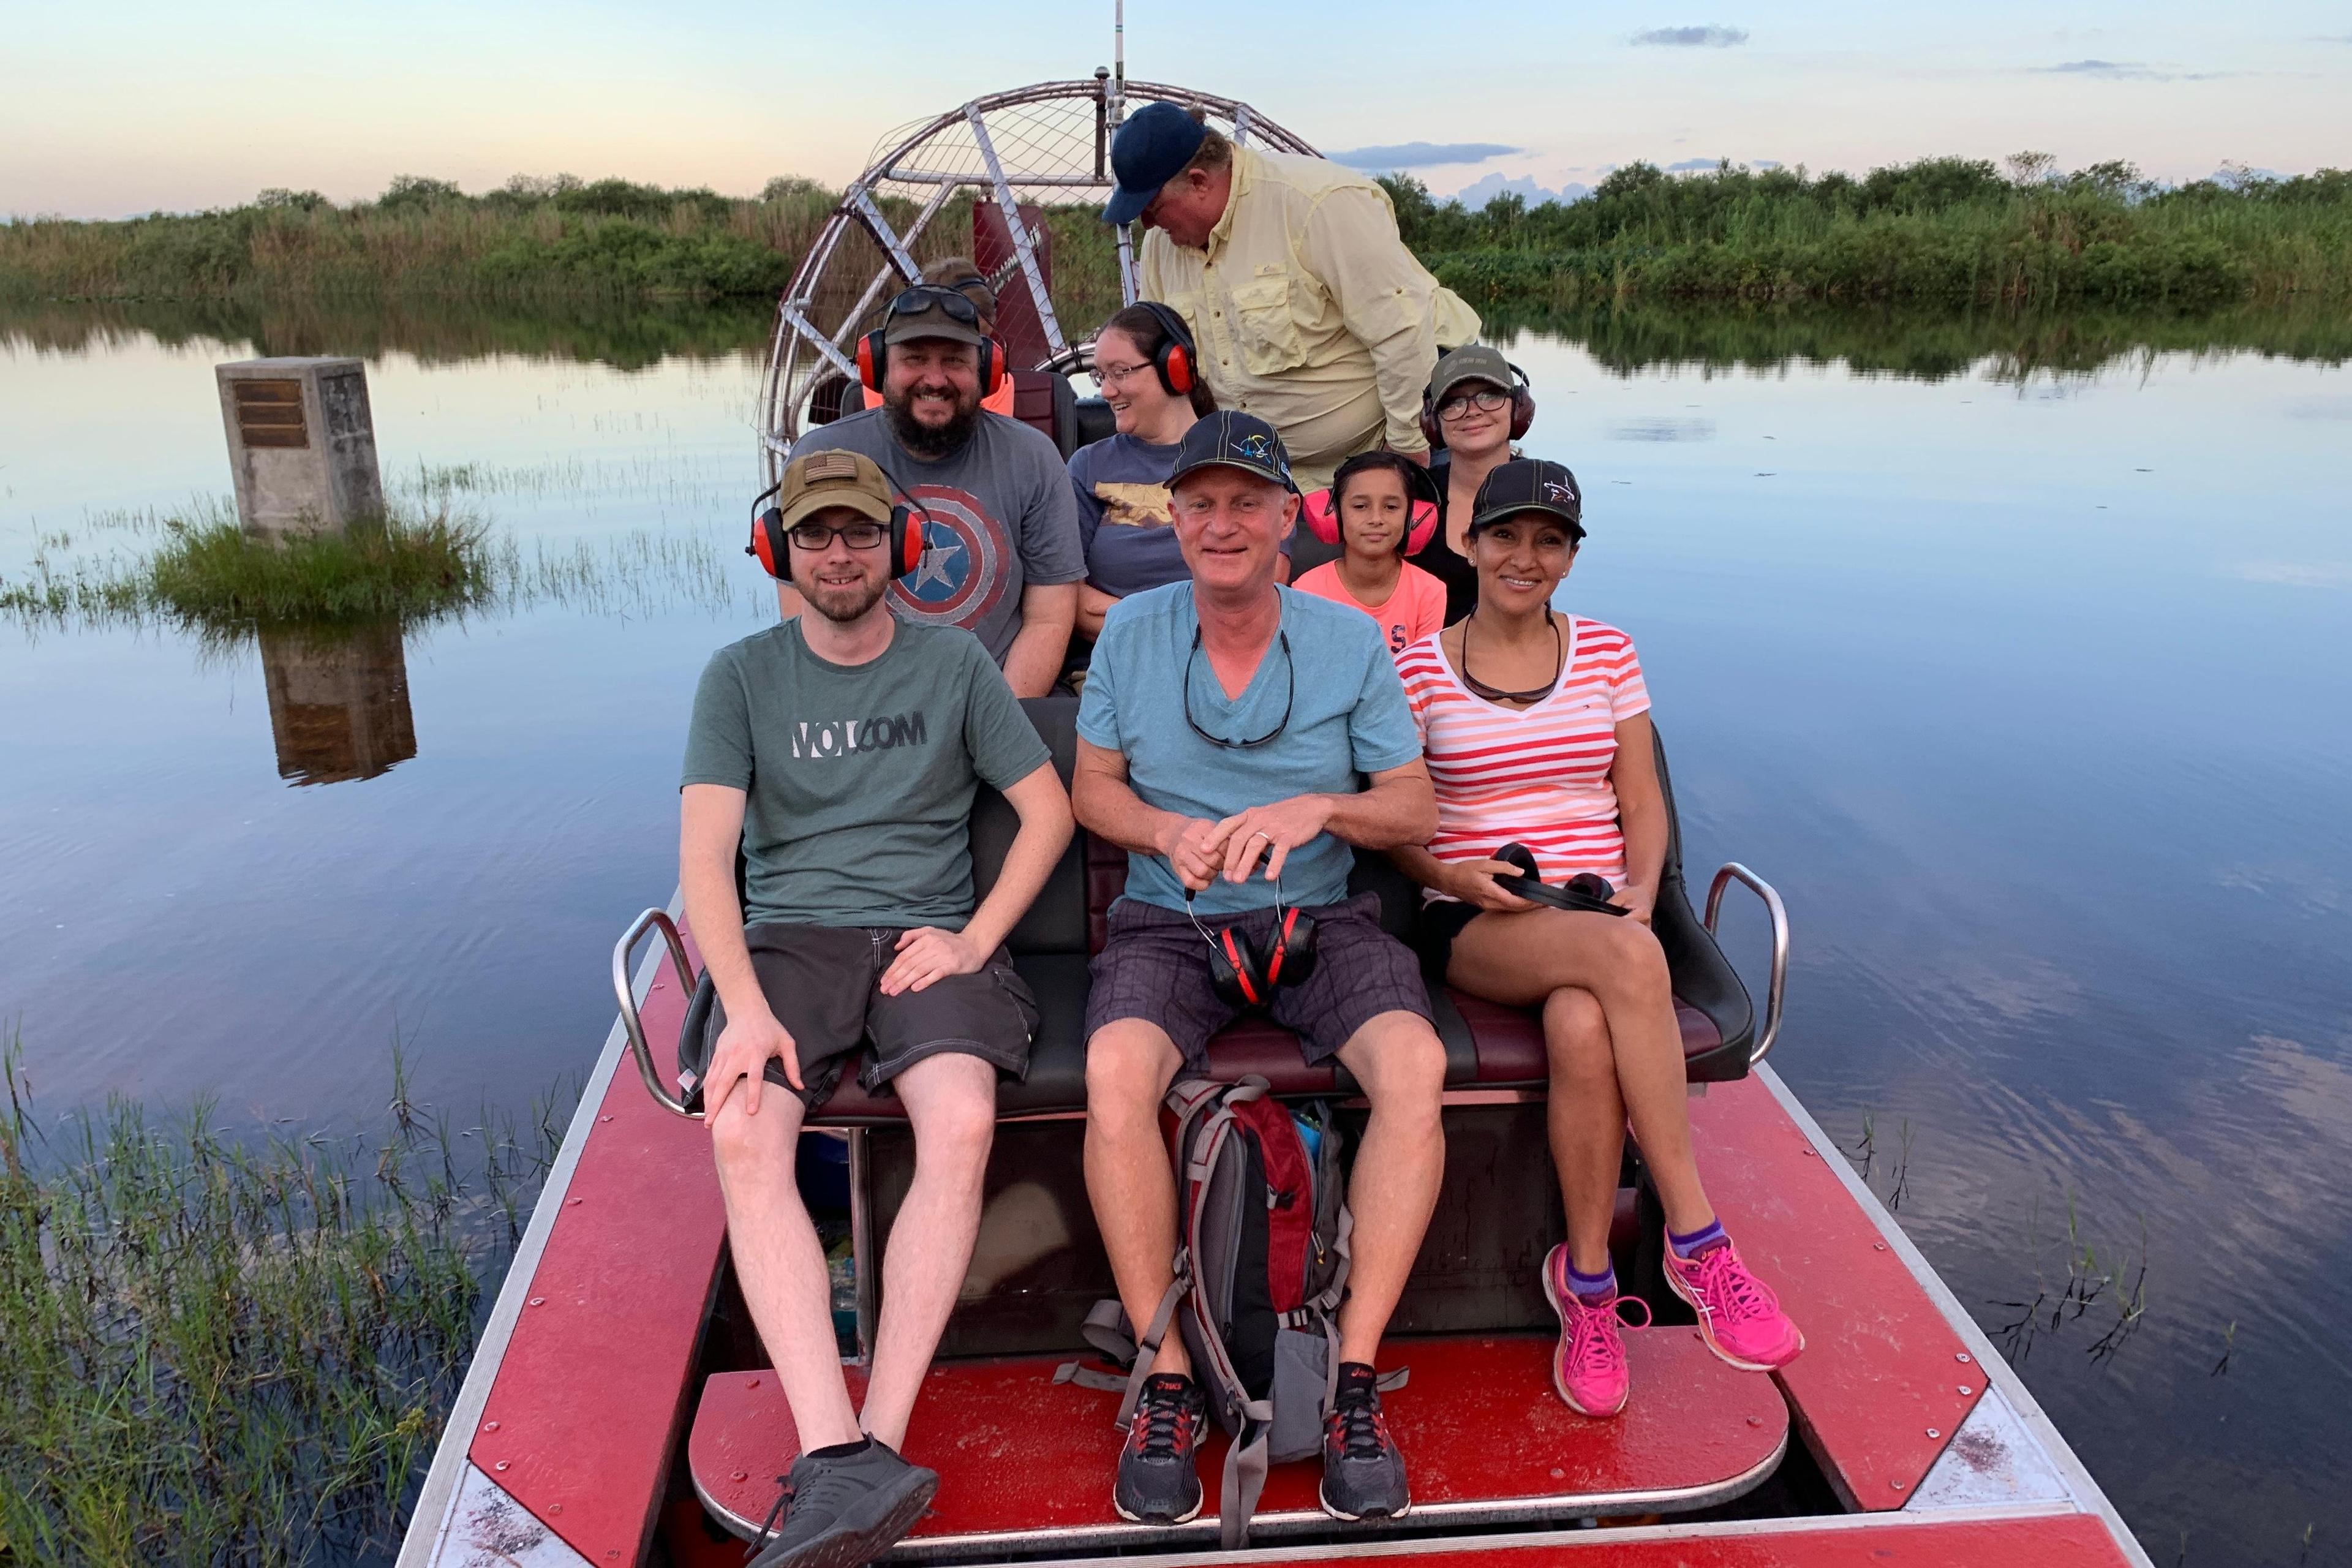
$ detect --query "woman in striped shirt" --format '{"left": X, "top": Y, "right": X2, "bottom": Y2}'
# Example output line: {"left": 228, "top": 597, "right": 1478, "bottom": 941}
{"left": 1391, "top": 459, "right": 1802, "bottom": 1422}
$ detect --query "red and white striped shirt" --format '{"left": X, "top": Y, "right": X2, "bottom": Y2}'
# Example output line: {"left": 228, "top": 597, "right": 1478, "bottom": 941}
{"left": 1396, "top": 617, "right": 1651, "bottom": 899}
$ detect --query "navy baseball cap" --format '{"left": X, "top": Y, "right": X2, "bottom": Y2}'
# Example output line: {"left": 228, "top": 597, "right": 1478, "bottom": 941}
{"left": 1103, "top": 102, "right": 1208, "bottom": 225}
{"left": 1167, "top": 411, "right": 1299, "bottom": 494}
{"left": 1468, "top": 458, "right": 1585, "bottom": 539}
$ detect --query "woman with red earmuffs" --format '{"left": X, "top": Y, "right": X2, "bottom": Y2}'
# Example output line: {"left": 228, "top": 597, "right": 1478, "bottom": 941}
{"left": 1411, "top": 344, "right": 1537, "bottom": 625}
{"left": 1068, "top": 303, "right": 1295, "bottom": 643}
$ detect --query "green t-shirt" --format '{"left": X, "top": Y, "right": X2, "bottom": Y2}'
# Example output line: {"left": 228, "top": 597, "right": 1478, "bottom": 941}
{"left": 680, "top": 620, "right": 1051, "bottom": 929}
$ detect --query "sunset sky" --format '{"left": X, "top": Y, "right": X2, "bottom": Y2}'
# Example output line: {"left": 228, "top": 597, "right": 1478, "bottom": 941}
{"left": 6, "top": 0, "right": 2348, "bottom": 218}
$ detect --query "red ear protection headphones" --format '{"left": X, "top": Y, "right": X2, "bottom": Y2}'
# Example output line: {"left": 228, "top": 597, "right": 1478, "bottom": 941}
{"left": 1131, "top": 300, "right": 1198, "bottom": 398}
{"left": 858, "top": 285, "right": 1008, "bottom": 399}
{"left": 745, "top": 461, "right": 932, "bottom": 583}
{"left": 1185, "top": 877, "right": 1320, "bottom": 1008}
{"left": 1302, "top": 453, "right": 1444, "bottom": 555}
{"left": 1420, "top": 360, "right": 1536, "bottom": 451}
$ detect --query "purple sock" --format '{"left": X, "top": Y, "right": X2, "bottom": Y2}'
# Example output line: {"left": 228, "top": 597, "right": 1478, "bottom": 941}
{"left": 1566, "top": 1261, "right": 1616, "bottom": 1303}
{"left": 1668, "top": 1218, "right": 1726, "bottom": 1259}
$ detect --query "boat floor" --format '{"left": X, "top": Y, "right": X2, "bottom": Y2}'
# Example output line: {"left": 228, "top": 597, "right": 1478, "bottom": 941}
{"left": 688, "top": 1334, "right": 1789, "bottom": 1555}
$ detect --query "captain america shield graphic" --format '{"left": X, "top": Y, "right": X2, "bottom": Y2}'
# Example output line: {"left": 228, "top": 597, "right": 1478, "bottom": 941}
{"left": 890, "top": 485, "right": 1009, "bottom": 627}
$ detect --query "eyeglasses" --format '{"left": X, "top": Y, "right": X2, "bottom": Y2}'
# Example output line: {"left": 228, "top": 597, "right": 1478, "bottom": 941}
{"left": 1437, "top": 386, "right": 1512, "bottom": 421}
{"left": 1094, "top": 360, "right": 1154, "bottom": 388}
{"left": 1183, "top": 626, "right": 1294, "bottom": 748}
{"left": 886, "top": 285, "right": 981, "bottom": 325}
{"left": 786, "top": 520, "right": 889, "bottom": 551}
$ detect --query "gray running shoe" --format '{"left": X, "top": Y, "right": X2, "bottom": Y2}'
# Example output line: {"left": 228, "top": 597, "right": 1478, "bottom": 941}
{"left": 1317, "top": 1369, "right": 1410, "bottom": 1521}
{"left": 747, "top": 1439, "right": 938, "bottom": 1568}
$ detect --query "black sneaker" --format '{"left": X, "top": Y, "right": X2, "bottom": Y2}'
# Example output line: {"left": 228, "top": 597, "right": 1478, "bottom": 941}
{"left": 1318, "top": 1364, "right": 1409, "bottom": 1521}
{"left": 747, "top": 1438, "right": 938, "bottom": 1568}
{"left": 1112, "top": 1373, "right": 1207, "bottom": 1525}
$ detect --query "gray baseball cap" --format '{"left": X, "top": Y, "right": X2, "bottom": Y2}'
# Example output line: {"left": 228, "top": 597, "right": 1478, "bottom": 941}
{"left": 881, "top": 286, "right": 987, "bottom": 348}
{"left": 1427, "top": 344, "right": 1515, "bottom": 407}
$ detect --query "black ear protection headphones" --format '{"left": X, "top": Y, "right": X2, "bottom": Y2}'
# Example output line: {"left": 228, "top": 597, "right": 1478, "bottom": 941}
{"left": 857, "top": 285, "right": 1009, "bottom": 399}
{"left": 1420, "top": 360, "right": 1536, "bottom": 451}
{"left": 1329, "top": 451, "right": 1444, "bottom": 557}
{"left": 1131, "top": 300, "right": 1199, "bottom": 398}
{"left": 1490, "top": 842, "right": 1626, "bottom": 916}
{"left": 1185, "top": 876, "right": 1319, "bottom": 1008}
{"left": 745, "top": 458, "right": 933, "bottom": 583}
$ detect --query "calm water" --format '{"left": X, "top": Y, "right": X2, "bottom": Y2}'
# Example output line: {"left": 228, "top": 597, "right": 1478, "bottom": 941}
{"left": 4, "top": 309, "right": 2348, "bottom": 1566}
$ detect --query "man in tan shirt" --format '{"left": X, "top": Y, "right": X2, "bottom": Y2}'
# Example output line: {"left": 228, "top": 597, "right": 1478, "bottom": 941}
{"left": 1103, "top": 102, "right": 1481, "bottom": 491}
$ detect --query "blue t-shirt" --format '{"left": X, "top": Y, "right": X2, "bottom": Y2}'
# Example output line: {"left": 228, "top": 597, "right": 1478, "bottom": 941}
{"left": 1077, "top": 582, "right": 1421, "bottom": 916}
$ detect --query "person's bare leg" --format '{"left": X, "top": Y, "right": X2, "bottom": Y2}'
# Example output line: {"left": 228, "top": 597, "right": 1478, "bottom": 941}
{"left": 1445, "top": 908, "right": 1716, "bottom": 1234}
{"left": 859, "top": 1052, "right": 998, "bottom": 1450}
{"left": 1534, "top": 987, "right": 1623, "bottom": 1275}
{"left": 1082, "top": 1019, "right": 1191, "bottom": 1376}
{"left": 1330, "top": 1011, "right": 1447, "bottom": 1365}
{"left": 709, "top": 1088, "right": 861, "bottom": 1450}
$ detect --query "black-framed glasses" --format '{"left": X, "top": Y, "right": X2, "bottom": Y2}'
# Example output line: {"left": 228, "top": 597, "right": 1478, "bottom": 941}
{"left": 1183, "top": 627, "right": 1294, "bottom": 748}
{"left": 786, "top": 520, "right": 889, "bottom": 551}
{"left": 1437, "top": 386, "right": 1512, "bottom": 421}
{"left": 887, "top": 285, "right": 981, "bottom": 324}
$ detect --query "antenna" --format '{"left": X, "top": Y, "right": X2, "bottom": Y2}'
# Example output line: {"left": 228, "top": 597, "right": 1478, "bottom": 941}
{"left": 1114, "top": 0, "right": 1125, "bottom": 107}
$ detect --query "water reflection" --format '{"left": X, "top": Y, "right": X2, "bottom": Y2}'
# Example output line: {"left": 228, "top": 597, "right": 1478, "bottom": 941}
{"left": 258, "top": 622, "right": 416, "bottom": 785}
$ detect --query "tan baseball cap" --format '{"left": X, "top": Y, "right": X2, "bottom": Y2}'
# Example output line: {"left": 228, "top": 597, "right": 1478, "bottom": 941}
{"left": 775, "top": 450, "right": 894, "bottom": 530}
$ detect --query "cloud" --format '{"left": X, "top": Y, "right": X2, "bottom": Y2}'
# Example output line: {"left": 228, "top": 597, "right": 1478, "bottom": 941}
{"left": 1448, "top": 172, "right": 1591, "bottom": 207}
{"left": 1665, "top": 157, "right": 1724, "bottom": 172}
{"left": 2035, "top": 58, "right": 2241, "bottom": 80}
{"left": 1630, "top": 24, "right": 1749, "bottom": 47}
{"left": 1327, "top": 141, "right": 1520, "bottom": 170}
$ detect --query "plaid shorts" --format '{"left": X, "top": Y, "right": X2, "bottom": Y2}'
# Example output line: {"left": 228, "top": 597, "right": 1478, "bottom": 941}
{"left": 1084, "top": 890, "right": 1434, "bottom": 1071}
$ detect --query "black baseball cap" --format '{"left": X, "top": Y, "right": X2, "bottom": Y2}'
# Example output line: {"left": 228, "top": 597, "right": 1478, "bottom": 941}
{"left": 1104, "top": 102, "right": 1209, "bottom": 225}
{"left": 1167, "top": 411, "right": 1300, "bottom": 494}
{"left": 1468, "top": 458, "right": 1585, "bottom": 538}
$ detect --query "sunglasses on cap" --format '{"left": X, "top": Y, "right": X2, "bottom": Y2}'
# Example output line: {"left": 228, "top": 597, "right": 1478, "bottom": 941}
{"left": 886, "top": 285, "right": 982, "bottom": 324}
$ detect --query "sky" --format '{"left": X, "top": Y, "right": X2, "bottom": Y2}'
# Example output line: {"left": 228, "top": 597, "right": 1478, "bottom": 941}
{"left": 4, "top": 1, "right": 2349, "bottom": 218}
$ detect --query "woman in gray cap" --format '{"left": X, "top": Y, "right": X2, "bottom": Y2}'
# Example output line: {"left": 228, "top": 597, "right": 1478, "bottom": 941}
{"left": 1408, "top": 344, "right": 1538, "bottom": 625}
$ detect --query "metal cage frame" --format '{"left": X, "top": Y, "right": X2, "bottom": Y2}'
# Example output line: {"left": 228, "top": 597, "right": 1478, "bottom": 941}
{"left": 755, "top": 77, "right": 1316, "bottom": 481}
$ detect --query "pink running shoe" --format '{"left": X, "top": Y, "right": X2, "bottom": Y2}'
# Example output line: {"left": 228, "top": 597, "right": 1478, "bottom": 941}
{"left": 1664, "top": 1236, "right": 1804, "bottom": 1371}
{"left": 1540, "top": 1244, "right": 1650, "bottom": 1417}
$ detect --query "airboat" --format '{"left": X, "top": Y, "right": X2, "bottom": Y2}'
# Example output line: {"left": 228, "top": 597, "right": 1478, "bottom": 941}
{"left": 396, "top": 68, "right": 2154, "bottom": 1568}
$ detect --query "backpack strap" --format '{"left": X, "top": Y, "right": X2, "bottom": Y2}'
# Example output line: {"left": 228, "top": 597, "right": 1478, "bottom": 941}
{"left": 1218, "top": 1403, "right": 1277, "bottom": 1549}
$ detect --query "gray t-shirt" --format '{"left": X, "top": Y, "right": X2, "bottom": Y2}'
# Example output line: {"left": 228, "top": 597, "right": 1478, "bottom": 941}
{"left": 794, "top": 409, "right": 1085, "bottom": 664}
{"left": 681, "top": 620, "right": 1052, "bottom": 929}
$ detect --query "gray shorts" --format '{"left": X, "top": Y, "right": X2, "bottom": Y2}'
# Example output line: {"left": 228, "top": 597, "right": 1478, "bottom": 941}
{"left": 1083, "top": 891, "right": 1434, "bottom": 1072}
{"left": 692, "top": 923, "right": 1038, "bottom": 1107}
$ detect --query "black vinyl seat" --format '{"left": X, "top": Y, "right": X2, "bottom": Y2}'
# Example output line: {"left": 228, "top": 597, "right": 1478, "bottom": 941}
{"left": 676, "top": 698, "right": 1758, "bottom": 1125}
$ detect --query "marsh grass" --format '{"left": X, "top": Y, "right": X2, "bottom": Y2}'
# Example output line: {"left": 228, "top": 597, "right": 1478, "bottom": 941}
{"left": 1, "top": 491, "right": 754, "bottom": 639}
{"left": 0, "top": 1035, "right": 577, "bottom": 1565}
{"left": 1394, "top": 159, "right": 2352, "bottom": 309}
{"left": 1989, "top": 1191, "right": 2150, "bottom": 1366}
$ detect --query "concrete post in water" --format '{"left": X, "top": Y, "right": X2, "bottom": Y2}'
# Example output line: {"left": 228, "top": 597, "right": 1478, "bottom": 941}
{"left": 216, "top": 357, "right": 384, "bottom": 537}
{"left": 259, "top": 622, "right": 417, "bottom": 785}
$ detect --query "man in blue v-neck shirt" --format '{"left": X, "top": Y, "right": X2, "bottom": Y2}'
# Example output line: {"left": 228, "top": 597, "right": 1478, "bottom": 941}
{"left": 1071, "top": 412, "right": 1446, "bottom": 1528}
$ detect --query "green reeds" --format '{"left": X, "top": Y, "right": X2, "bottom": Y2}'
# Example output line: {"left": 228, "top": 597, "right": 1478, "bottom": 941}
{"left": 0, "top": 498, "right": 494, "bottom": 627}
{"left": 0, "top": 1036, "right": 575, "bottom": 1565}
{"left": 1393, "top": 158, "right": 2352, "bottom": 309}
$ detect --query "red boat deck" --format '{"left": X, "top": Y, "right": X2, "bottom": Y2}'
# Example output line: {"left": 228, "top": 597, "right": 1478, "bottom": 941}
{"left": 689, "top": 1334, "right": 1787, "bottom": 1551}
{"left": 402, "top": 926, "right": 2152, "bottom": 1568}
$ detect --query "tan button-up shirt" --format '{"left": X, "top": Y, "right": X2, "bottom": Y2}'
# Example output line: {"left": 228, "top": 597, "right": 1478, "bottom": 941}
{"left": 1140, "top": 145, "right": 1482, "bottom": 488}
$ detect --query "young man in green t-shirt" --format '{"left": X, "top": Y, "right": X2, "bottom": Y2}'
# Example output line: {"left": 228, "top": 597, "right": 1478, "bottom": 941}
{"left": 679, "top": 448, "right": 1073, "bottom": 1568}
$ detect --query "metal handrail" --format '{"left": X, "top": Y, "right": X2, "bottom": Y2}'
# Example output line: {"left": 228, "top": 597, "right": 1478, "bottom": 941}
{"left": 611, "top": 908, "right": 703, "bottom": 1120}
{"left": 1703, "top": 864, "right": 1789, "bottom": 1067}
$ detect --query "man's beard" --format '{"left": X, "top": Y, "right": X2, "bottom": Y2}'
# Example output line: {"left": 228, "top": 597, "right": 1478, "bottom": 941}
{"left": 884, "top": 391, "right": 979, "bottom": 459}
{"left": 799, "top": 571, "right": 891, "bottom": 624}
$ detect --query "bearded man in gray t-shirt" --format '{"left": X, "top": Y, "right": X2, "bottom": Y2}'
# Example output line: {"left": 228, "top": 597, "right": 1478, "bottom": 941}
{"left": 680, "top": 447, "right": 1074, "bottom": 1568}
{"left": 790, "top": 287, "right": 1085, "bottom": 697}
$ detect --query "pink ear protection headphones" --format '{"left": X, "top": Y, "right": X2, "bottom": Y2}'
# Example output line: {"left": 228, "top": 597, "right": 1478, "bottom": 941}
{"left": 1300, "top": 451, "right": 1444, "bottom": 554}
